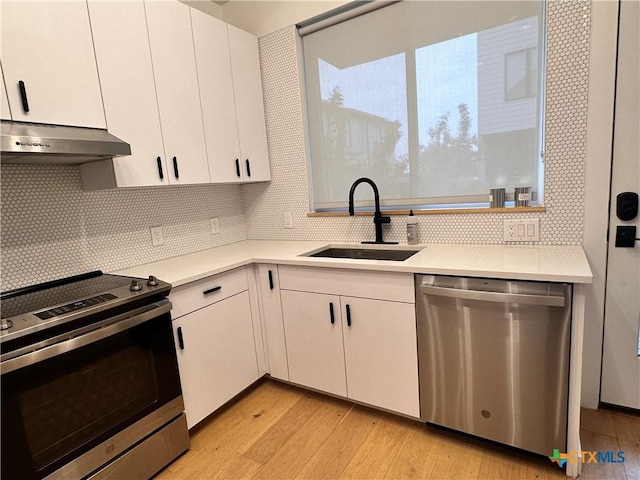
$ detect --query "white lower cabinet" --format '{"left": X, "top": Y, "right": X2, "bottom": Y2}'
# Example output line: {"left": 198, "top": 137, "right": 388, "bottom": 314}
{"left": 170, "top": 269, "right": 259, "bottom": 428}
{"left": 278, "top": 266, "right": 420, "bottom": 417}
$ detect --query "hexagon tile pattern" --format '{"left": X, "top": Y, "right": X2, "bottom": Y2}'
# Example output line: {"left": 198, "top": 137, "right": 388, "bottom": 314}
{"left": 1, "top": 164, "right": 247, "bottom": 291}
{"left": 242, "top": 1, "right": 591, "bottom": 246}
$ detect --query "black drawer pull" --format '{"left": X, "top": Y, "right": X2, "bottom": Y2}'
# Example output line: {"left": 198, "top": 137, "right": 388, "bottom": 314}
{"left": 346, "top": 304, "right": 351, "bottom": 327}
{"left": 18, "top": 80, "right": 29, "bottom": 113}
{"left": 246, "top": 159, "right": 251, "bottom": 177}
{"left": 329, "top": 302, "right": 335, "bottom": 324}
{"left": 157, "top": 157, "right": 164, "bottom": 180}
{"left": 235, "top": 159, "right": 241, "bottom": 177}
{"left": 203, "top": 286, "right": 222, "bottom": 295}
{"left": 268, "top": 270, "right": 274, "bottom": 290}
{"left": 177, "top": 327, "right": 184, "bottom": 350}
{"left": 173, "top": 156, "right": 179, "bottom": 179}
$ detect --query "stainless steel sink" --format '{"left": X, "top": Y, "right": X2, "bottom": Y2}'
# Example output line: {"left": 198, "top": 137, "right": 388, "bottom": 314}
{"left": 304, "top": 246, "right": 421, "bottom": 261}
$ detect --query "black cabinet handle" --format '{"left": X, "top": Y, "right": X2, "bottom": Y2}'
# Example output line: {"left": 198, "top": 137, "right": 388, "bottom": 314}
{"left": 203, "top": 286, "right": 222, "bottom": 295}
{"left": 173, "top": 156, "right": 179, "bottom": 179}
{"left": 177, "top": 327, "right": 184, "bottom": 350}
{"left": 346, "top": 304, "right": 351, "bottom": 327}
{"left": 246, "top": 159, "right": 251, "bottom": 177}
{"left": 235, "top": 159, "right": 241, "bottom": 177}
{"left": 18, "top": 81, "right": 29, "bottom": 113}
{"left": 329, "top": 302, "right": 335, "bottom": 324}
{"left": 156, "top": 157, "right": 164, "bottom": 180}
{"left": 268, "top": 270, "right": 274, "bottom": 290}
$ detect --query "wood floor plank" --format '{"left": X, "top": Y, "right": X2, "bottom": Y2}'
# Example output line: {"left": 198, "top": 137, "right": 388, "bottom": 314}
{"left": 382, "top": 425, "right": 442, "bottom": 479}
{"left": 297, "top": 405, "right": 381, "bottom": 479}
{"left": 580, "top": 407, "right": 618, "bottom": 437}
{"left": 241, "top": 392, "right": 324, "bottom": 464}
{"left": 477, "top": 450, "right": 529, "bottom": 480}
{"left": 155, "top": 381, "right": 302, "bottom": 479}
{"left": 579, "top": 430, "right": 626, "bottom": 480}
{"left": 612, "top": 413, "right": 640, "bottom": 480}
{"left": 340, "top": 414, "right": 412, "bottom": 479}
{"left": 249, "top": 397, "right": 352, "bottom": 480}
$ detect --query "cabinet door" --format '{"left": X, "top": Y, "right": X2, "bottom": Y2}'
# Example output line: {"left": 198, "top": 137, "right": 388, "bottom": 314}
{"left": 191, "top": 9, "right": 243, "bottom": 184}
{"left": 173, "top": 291, "right": 259, "bottom": 428}
{"left": 0, "top": 1, "right": 105, "bottom": 128}
{"left": 144, "top": 0, "right": 209, "bottom": 185}
{"left": 256, "top": 265, "right": 289, "bottom": 380}
{"left": 281, "top": 290, "right": 346, "bottom": 396}
{"left": 228, "top": 25, "right": 271, "bottom": 182}
{"left": 87, "top": 0, "right": 168, "bottom": 187}
{"left": 1, "top": 64, "right": 10, "bottom": 120}
{"left": 341, "top": 297, "right": 420, "bottom": 417}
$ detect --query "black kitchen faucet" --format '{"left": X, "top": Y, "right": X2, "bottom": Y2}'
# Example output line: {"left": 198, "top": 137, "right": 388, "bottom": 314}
{"left": 348, "top": 177, "right": 398, "bottom": 244}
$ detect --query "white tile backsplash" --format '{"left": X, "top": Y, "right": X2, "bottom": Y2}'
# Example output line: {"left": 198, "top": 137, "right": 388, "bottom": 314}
{"left": 1, "top": 0, "right": 592, "bottom": 290}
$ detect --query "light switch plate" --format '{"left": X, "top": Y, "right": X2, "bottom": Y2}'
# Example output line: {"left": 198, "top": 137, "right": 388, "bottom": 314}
{"left": 503, "top": 219, "right": 539, "bottom": 242}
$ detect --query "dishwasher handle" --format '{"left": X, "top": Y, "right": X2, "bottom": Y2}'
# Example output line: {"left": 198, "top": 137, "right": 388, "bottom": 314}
{"left": 419, "top": 284, "right": 565, "bottom": 307}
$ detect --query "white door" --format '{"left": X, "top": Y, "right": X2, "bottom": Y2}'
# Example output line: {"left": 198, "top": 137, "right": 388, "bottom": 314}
{"left": 174, "top": 292, "right": 259, "bottom": 429}
{"left": 228, "top": 25, "right": 271, "bottom": 182}
{"left": 88, "top": 0, "right": 168, "bottom": 187}
{"left": 144, "top": 0, "right": 210, "bottom": 185}
{"left": 0, "top": 1, "right": 105, "bottom": 128}
{"left": 341, "top": 296, "right": 420, "bottom": 417}
{"left": 191, "top": 9, "right": 244, "bottom": 184}
{"left": 281, "top": 290, "right": 347, "bottom": 396}
{"left": 600, "top": 0, "right": 640, "bottom": 410}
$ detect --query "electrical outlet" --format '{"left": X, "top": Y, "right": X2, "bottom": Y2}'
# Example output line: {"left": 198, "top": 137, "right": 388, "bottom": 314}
{"left": 210, "top": 217, "right": 220, "bottom": 234}
{"left": 150, "top": 226, "right": 164, "bottom": 246}
{"left": 283, "top": 212, "right": 293, "bottom": 229}
{"left": 503, "top": 219, "right": 539, "bottom": 242}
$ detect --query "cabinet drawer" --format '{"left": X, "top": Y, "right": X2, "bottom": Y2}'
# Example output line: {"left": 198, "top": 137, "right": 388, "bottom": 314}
{"left": 278, "top": 266, "right": 414, "bottom": 303}
{"left": 170, "top": 267, "right": 248, "bottom": 319}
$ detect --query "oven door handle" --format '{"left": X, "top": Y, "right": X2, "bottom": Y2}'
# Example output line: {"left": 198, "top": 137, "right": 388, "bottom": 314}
{"left": 0, "top": 300, "right": 172, "bottom": 374}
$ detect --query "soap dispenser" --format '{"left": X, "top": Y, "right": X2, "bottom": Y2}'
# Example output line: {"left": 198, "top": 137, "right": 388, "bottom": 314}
{"left": 407, "top": 210, "right": 418, "bottom": 245}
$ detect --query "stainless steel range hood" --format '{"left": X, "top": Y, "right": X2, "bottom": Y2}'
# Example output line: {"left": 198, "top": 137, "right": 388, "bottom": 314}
{"left": 0, "top": 120, "right": 131, "bottom": 164}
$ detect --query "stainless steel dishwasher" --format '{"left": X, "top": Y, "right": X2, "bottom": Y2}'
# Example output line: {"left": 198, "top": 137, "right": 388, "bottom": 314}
{"left": 416, "top": 275, "right": 571, "bottom": 456}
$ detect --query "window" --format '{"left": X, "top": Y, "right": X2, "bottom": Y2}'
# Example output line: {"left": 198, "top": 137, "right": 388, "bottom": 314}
{"left": 301, "top": 1, "right": 545, "bottom": 211}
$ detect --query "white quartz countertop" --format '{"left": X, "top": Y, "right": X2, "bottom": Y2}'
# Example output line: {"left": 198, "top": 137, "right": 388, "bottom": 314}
{"left": 113, "top": 240, "right": 593, "bottom": 287}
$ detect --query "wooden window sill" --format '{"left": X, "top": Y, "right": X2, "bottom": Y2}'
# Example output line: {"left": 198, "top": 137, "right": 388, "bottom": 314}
{"left": 307, "top": 207, "right": 546, "bottom": 217}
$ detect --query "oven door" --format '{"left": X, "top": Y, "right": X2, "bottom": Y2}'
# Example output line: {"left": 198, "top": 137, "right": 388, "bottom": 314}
{"left": 1, "top": 300, "right": 184, "bottom": 480}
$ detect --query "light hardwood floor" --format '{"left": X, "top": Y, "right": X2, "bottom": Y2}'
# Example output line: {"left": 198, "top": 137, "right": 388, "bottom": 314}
{"left": 156, "top": 380, "right": 640, "bottom": 480}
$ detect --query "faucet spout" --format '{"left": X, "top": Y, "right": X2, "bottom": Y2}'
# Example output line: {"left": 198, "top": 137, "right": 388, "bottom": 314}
{"left": 348, "top": 177, "right": 397, "bottom": 244}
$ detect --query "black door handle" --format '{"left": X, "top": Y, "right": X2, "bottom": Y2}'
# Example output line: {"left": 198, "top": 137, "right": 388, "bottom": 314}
{"left": 235, "top": 159, "right": 241, "bottom": 177}
{"left": 157, "top": 157, "right": 164, "bottom": 180}
{"left": 246, "top": 159, "right": 251, "bottom": 177}
{"left": 177, "top": 327, "right": 184, "bottom": 350}
{"left": 18, "top": 80, "right": 29, "bottom": 113}
{"left": 173, "top": 157, "right": 179, "bottom": 179}
{"left": 203, "top": 286, "right": 222, "bottom": 295}
{"left": 329, "top": 302, "right": 335, "bottom": 324}
{"left": 346, "top": 304, "right": 351, "bottom": 327}
{"left": 268, "top": 270, "right": 274, "bottom": 290}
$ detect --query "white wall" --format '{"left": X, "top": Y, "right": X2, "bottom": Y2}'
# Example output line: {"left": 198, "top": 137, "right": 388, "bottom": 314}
{"left": 180, "top": 0, "right": 223, "bottom": 18}
{"left": 222, "top": 0, "right": 348, "bottom": 37}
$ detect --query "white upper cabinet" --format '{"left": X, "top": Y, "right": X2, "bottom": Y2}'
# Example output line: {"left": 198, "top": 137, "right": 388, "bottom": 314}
{"left": 190, "top": 9, "right": 242, "bottom": 183}
{"left": 85, "top": 0, "right": 168, "bottom": 187}
{"left": 0, "top": 1, "right": 105, "bottom": 128}
{"left": 228, "top": 25, "right": 271, "bottom": 182}
{"left": 192, "top": 10, "right": 270, "bottom": 184}
{"left": 1, "top": 64, "right": 10, "bottom": 120}
{"left": 144, "top": 0, "right": 209, "bottom": 185}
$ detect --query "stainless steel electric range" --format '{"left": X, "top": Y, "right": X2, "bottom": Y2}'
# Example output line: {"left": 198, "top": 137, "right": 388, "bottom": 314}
{"left": 1, "top": 271, "right": 189, "bottom": 480}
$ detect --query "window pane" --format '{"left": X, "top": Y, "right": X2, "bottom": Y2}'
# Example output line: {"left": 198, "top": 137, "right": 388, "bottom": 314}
{"left": 302, "top": 1, "right": 544, "bottom": 211}
{"left": 314, "top": 55, "right": 408, "bottom": 206}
